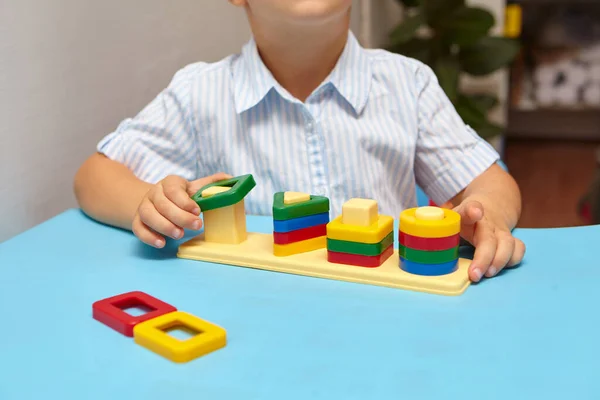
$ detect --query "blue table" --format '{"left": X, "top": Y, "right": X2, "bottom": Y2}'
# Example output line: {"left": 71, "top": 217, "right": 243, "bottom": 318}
{"left": 1, "top": 209, "right": 599, "bottom": 399}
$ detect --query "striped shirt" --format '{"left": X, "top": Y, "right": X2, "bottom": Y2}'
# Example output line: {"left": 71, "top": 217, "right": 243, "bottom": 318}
{"left": 97, "top": 31, "right": 499, "bottom": 218}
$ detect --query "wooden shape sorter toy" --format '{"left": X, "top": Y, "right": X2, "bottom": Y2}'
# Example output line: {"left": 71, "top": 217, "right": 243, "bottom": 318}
{"left": 398, "top": 206, "right": 461, "bottom": 276}
{"left": 191, "top": 174, "right": 256, "bottom": 244}
{"left": 326, "top": 198, "right": 394, "bottom": 268}
{"left": 93, "top": 291, "right": 226, "bottom": 363}
{"left": 272, "top": 191, "right": 330, "bottom": 256}
{"left": 179, "top": 174, "right": 472, "bottom": 296}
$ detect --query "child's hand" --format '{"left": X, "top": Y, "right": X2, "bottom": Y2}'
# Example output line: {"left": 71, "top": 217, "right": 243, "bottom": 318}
{"left": 132, "top": 173, "right": 232, "bottom": 248}
{"left": 453, "top": 200, "right": 526, "bottom": 282}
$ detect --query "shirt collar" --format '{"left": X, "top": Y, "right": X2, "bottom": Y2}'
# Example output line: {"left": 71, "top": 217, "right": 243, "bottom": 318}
{"left": 232, "top": 31, "right": 372, "bottom": 115}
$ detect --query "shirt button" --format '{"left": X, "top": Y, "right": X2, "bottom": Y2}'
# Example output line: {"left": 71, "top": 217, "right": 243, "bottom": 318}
{"left": 315, "top": 187, "right": 327, "bottom": 196}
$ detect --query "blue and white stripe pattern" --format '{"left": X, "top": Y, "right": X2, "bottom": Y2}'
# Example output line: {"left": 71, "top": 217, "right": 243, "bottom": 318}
{"left": 97, "top": 31, "right": 499, "bottom": 218}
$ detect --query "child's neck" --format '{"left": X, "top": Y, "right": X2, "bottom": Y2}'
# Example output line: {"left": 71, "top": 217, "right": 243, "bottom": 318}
{"left": 250, "top": 19, "right": 349, "bottom": 102}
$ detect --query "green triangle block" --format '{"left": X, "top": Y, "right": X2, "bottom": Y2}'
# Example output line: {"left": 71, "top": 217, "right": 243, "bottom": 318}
{"left": 272, "top": 192, "right": 330, "bottom": 220}
{"left": 191, "top": 174, "right": 256, "bottom": 212}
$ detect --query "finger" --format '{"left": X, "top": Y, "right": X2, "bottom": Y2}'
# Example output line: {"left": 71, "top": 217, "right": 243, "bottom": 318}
{"left": 162, "top": 181, "right": 202, "bottom": 216}
{"left": 138, "top": 198, "right": 183, "bottom": 239}
{"left": 469, "top": 222, "right": 497, "bottom": 282}
{"left": 150, "top": 189, "right": 202, "bottom": 232}
{"left": 507, "top": 238, "right": 526, "bottom": 267}
{"left": 486, "top": 230, "right": 515, "bottom": 277}
{"left": 132, "top": 214, "right": 165, "bottom": 248}
{"left": 187, "top": 172, "right": 234, "bottom": 197}
{"left": 456, "top": 200, "right": 484, "bottom": 225}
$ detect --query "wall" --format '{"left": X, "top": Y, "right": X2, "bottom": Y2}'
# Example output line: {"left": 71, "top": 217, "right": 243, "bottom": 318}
{"left": 0, "top": 1, "right": 252, "bottom": 242}
{"left": 0, "top": 1, "right": 364, "bottom": 243}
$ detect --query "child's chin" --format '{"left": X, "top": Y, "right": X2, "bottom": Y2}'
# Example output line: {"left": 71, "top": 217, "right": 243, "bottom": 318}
{"left": 286, "top": 0, "right": 351, "bottom": 22}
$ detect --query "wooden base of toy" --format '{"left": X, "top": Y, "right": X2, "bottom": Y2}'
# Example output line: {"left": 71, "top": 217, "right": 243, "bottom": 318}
{"left": 178, "top": 232, "right": 472, "bottom": 296}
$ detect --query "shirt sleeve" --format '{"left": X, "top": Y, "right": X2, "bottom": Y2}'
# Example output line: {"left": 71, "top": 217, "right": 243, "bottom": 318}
{"left": 413, "top": 63, "right": 500, "bottom": 206}
{"left": 97, "top": 65, "right": 198, "bottom": 184}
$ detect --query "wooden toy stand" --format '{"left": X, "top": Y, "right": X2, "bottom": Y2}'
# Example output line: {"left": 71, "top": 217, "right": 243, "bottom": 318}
{"left": 178, "top": 232, "right": 471, "bottom": 296}
{"left": 178, "top": 174, "right": 472, "bottom": 296}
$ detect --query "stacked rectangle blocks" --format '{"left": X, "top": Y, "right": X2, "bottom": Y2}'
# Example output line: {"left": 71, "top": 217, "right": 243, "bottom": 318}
{"left": 326, "top": 198, "right": 394, "bottom": 267}
{"left": 398, "top": 206, "right": 461, "bottom": 275}
{"left": 272, "top": 192, "right": 330, "bottom": 256}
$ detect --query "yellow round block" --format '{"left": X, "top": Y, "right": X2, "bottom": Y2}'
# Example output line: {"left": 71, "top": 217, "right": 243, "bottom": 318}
{"left": 400, "top": 207, "right": 460, "bottom": 238}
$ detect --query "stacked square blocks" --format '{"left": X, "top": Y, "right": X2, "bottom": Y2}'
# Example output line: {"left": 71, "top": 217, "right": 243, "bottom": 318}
{"left": 398, "top": 206, "right": 461, "bottom": 275}
{"left": 326, "top": 199, "right": 395, "bottom": 267}
{"left": 272, "top": 192, "right": 330, "bottom": 256}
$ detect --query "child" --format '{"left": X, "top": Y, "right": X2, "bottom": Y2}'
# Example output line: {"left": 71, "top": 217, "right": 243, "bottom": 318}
{"left": 74, "top": 0, "right": 525, "bottom": 282}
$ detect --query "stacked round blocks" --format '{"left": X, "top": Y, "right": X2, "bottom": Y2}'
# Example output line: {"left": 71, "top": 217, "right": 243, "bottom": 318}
{"left": 326, "top": 198, "right": 394, "bottom": 267}
{"left": 272, "top": 192, "right": 330, "bottom": 256}
{"left": 399, "top": 206, "right": 461, "bottom": 276}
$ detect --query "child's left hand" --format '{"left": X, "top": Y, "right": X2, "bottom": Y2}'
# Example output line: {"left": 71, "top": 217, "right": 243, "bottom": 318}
{"left": 453, "top": 199, "right": 525, "bottom": 282}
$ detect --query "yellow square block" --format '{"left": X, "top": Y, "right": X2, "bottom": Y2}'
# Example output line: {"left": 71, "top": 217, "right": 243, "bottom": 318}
{"left": 273, "top": 235, "right": 326, "bottom": 257}
{"left": 203, "top": 200, "right": 247, "bottom": 244}
{"left": 284, "top": 191, "right": 310, "bottom": 205}
{"left": 202, "top": 186, "right": 231, "bottom": 197}
{"left": 133, "top": 311, "right": 226, "bottom": 363}
{"left": 342, "top": 198, "right": 378, "bottom": 227}
{"left": 327, "top": 214, "right": 393, "bottom": 244}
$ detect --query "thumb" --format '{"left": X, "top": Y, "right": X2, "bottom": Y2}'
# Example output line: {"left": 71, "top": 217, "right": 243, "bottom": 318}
{"left": 187, "top": 172, "right": 233, "bottom": 196}
{"left": 453, "top": 199, "right": 484, "bottom": 225}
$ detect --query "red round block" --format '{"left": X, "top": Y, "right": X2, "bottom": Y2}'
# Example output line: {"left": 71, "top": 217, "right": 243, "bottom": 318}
{"left": 273, "top": 223, "right": 327, "bottom": 244}
{"left": 327, "top": 244, "right": 394, "bottom": 268}
{"left": 399, "top": 231, "right": 460, "bottom": 251}
{"left": 92, "top": 291, "right": 177, "bottom": 337}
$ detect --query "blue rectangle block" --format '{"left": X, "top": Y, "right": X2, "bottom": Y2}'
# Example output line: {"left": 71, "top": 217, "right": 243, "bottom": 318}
{"left": 399, "top": 257, "right": 458, "bottom": 276}
{"left": 273, "top": 212, "right": 330, "bottom": 233}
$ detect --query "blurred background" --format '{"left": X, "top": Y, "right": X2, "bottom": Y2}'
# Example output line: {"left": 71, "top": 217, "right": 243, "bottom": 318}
{"left": 0, "top": 0, "right": 598, "bottom": 243}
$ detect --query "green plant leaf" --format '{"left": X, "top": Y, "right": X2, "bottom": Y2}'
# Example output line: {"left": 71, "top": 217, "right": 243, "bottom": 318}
{"left": 387, "top": 37, "right": 433, "bottom": 65}
{"left": 467, "top": 93, "right": 499, "bottom": 112}
{"left": 422, "top": 0, "right": 465, "bottom": 27}
{"left": 389, "top": 12, "right": 426, "bottom": 46}
{"left": 434, "top": 57, "right": 460, "bottom": 101}
{"left": 459, "top": 36, "right": 521, "bottom": 76}
{"left": 454, "top": 94, "right": 503, "bottom": 138}
{"left": 439, "top": 6, "right": 495, "bottom": 46}
{"left": 395, "top": 0, "right": 421, "bottom": 7}
{"left": 455, "top": 94, "right": 487, "bottom": 127}
{"left": 475, "top": 121, "right": 504, "bottom": 138}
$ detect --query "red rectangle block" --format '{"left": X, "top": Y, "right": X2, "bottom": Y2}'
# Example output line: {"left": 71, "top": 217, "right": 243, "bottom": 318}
{"left": 92, "top": 291, "right": 177, "bottom": 337}
{"left": 327, "top": 244, "right": 394, "bottom": 268}
{"left": 273, "top": 223, "right": 327, "bottom": 244}
{"left": 399, "top": 231, "right": 460, "bottom": 251}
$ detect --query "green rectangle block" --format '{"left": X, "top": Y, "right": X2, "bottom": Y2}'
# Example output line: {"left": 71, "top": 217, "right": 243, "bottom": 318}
{"left": 399, "top": 245, "right": 458, "bottom": 264}
{"left": 326, "top": 231, "right": 394, "bottom": 256}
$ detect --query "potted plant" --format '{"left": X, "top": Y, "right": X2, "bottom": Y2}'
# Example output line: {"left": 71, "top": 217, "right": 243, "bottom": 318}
{"left": 388, "top": 0, "right": 521, "bottom": 138}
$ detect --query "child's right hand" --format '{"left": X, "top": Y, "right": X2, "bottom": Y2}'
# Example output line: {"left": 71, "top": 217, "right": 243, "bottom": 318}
{"left": 132, "top": 172, "right": 232, "bottom": 248}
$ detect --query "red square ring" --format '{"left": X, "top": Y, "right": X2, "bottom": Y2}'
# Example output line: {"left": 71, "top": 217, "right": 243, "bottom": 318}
{"left": 92, "top": 291, "right": 177, "bottom": 337}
